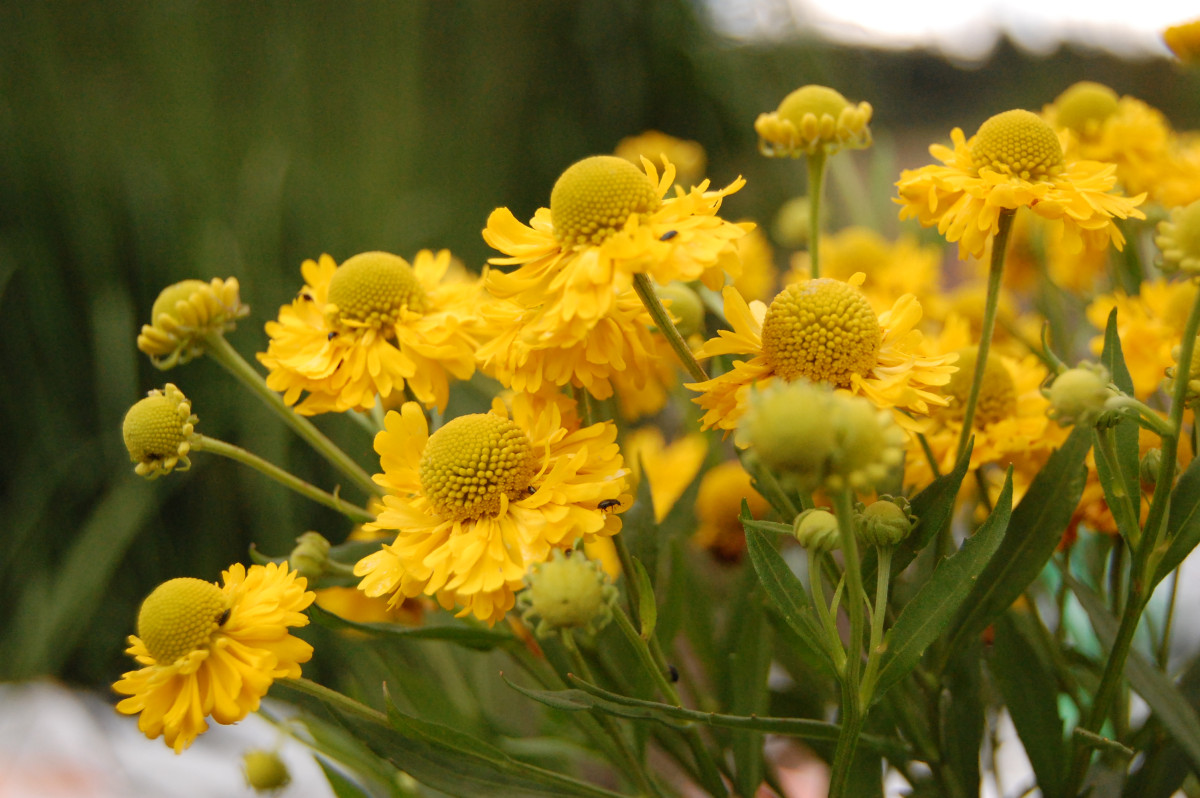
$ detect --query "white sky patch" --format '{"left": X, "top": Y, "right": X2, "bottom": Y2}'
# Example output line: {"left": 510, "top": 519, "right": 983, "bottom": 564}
{"left": 703, "top": 0, "right": 1194, "bottom": 61}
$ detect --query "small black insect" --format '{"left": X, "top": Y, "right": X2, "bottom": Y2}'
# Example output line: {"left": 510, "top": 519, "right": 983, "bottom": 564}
{"left": 217, "top": 608, "right": 231, "bottom": 627}
{"left": 668, "top": 664, "right": 680, "bottom": 683}
{"left": 598, "top": 499, "right": 621, "bottom": 512}
{"left": 660, "top": 230, "right": 678, "bottom": 241}
{"left": 527, "top": 485, "right": 538, "bottom": 495}
{"left": 327, "top": 331, "right": 338, "bottom": 340}
{"left": 298, "top": 291, "right": 314, "bottom": 302}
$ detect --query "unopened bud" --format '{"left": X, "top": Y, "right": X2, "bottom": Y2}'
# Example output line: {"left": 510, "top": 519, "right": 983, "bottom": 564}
{"left": 1045, "top": 364, "right": 1113, "bottom": 427}
{"left": 792, "top": 509, "right": 840, "bottom": 553}
{"left": 856, "top": 497, "right": 916, "bottom": 547}
{"left": 289, "top": 532, "right": 332, "bottom": 581}
{"left": 243, "top": 749, "right": 290, "bottom": 792}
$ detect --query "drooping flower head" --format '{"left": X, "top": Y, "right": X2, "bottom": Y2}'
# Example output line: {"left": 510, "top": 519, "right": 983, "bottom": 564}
{"left": 896, "top": 109, "right": 1147, "bottom": 260}
{"left": 354, "top": 393, "right": 630, "bottom": 625}
{"left": 755, "top": 85, "right": 873, "bottom": 158}
{"left": 122, "top": 384, "right": 199, "bottom": 479}
{"left": 483, "top": 154, "right": 750, "bottom": 330}
{"left": 258, "top": 250, "right": 479, "bottom": 415}
{"left": 688, "top": 275, "right": 956, "bottom": 435}
{"left": 138, "top": 278, "right": 249, "bottom": 369}
{"left": 113, "top": 563, "right": 315, "bottom": 753}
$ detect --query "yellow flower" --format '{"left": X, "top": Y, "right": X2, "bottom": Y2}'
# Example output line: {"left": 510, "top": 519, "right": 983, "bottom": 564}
{"left": 623, "top": 427, "right": 709, "bottom": 522}
{"left": 113, "top": 563, "right": 315, "bottom": 753}
{"left": 1164, "top": 18, "right": 1200, "bottom": 64}
{"left": 785, "top": 226, "right": 941, "bottom": 314}
{"left": 755, "top": 85, "right": 873, "bottom": 157}
{"left": 314, "top": 586, "right": 425, "bottom": 628}
{"left": 483, "top": 155, "right": 750, "bottom": 329}
{"left": 896, "top": 109, "right": 1146, "bottom": 260}
{"left": 1087, "top": 277, "right": 1198, "bottom": 398}
{"left": 122, "top": 384, "right": 199, "bottom": 479}
{"left": 258, "top": 250, "right": 479, "bottom": 415}
{"left": 1157, "top": 135, "right": 1200, "bottom": 209}
{"left": 354, "top": 393, "right": 630, "bottom": 625}
{"left": 137, "top": 278, "right": 249, "bottom": 369}
{"left": 614, "top": 130, "right": 707, "bottom": 189}
{"left": 733, "top": 225, "right": 779, "bottom": 303}
{"left": 687, "top": 275, "right": 956, "bottom": 435}
{"left": 692, "top": 460, "right": 770, "bottom": 562}
{"left": 992, "top": 211, "right": 1111, "bottom": 296}
{"left": 905, "top": 315, "right": 1066, "bottom": 490}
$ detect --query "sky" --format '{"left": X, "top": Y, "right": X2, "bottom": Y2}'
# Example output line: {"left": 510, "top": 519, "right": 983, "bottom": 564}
{"left": 703, "top": 0, "right": 1195, "bottom": 61}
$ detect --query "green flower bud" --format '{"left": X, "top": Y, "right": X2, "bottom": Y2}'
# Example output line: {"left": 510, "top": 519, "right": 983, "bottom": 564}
{"left": 518, "top": 550, "right": 618, "bottom": 639}
{"left": 1156, "top": 199, "right": 1200, "bottom": 276}
{"left": 792, "top": 509, "right": 840, "bottom": 553}
{"left": 856, "top": 497, "right": 916, "bottom": 547}
{"left": 1045, "top": 364, "right": 1113, "bottom": 427}
{"left": 289, "top": 531, "right": 332, "bottom": 581}
{"left": 655, "top": 281, "right": 706, "bottom": 338}
{"left": 1140, "top": 448, "right": 1163, "bottom": 489}
{"left": 242, "top": 749, "right": 290, "bottom": 792}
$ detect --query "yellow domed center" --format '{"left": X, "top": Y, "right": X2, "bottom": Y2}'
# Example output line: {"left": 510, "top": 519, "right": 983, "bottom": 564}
{"left": 326, "top": 252, "right": 427, "bottom": 326}
{"left": 151, "top": 280, "right": 209, "bottom": 325}
{"left": 419, "top": 414, "right": 538, "bottom": 520}
{"left": 1053, "top": 82, "right": 1119, "bottom": 137}
{"left": 137, "top": 577, "right": 229, "bottom": 665}
{"left": 777, "top": 85, "right": 851, "bottom": 125}
{"left": 550, "top": 156, "right": 661, "bottom": 248}
{"left": 970, "top": 109, "right": 1064, "bottom": 181}
{"left": 123, "top": 395, "right": 189, "bottom": 463}
{"left": 760, "top": 279, "right": 881, "bottom": 387}
{"left": 939, "top": 347, "right": 1017, "bottom": 427}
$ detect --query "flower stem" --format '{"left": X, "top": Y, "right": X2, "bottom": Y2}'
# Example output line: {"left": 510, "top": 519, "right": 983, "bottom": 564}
{"left": 955, "top": 208, "right": 1016, "bottom": 461}
{"left": 858, "top": 546, "right": 892, "bottom": 705}
{"left": 195, "top": 435, "right": 375, "bottom": 522}
{"left": 828, "top": 488, "right": 868, "bottom": 798}
{"left": 1092, "top": 426, "right": 1142, "bottom": 546}
{"left": 202, "top": 332, "right": 383, "bottom": 499}
{"left": 808, "top": 550, "right": 848, "bottom": 671}
{"left": 632, "top": 273, "right": 709, "bottom": 383}
{"left": 806, "top": 151, "right": 828, "bottom": 279}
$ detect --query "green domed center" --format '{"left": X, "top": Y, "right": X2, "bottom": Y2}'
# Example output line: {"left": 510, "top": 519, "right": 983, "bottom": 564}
{"left": 777, "top": 85, "right": 851, "bottom": 124}
{"left": 970, "top": 109, "right": 1065, "bottom": 181}
{"left": 327, "top": 252, "right": 427, "bottom": 325}
{"left": 939, "top": 347, "right": 1017, "bottom": 427}
{"left": 123, "top": 395, "right": 189, "bottom": 463}
{"left": 550, "top": 156, "right": 661, "bottom": 248}
{"left": 137, "top": 577, "right": 229, "bottom": 665}
{"left": 760, "top": 279, "right": 881, "bottom": 387}
{"left": 419, "top": 414, "right": 538, "bottom": 520}
{"left": 1053, "top": 81, "right": 1119, "bottom": 136}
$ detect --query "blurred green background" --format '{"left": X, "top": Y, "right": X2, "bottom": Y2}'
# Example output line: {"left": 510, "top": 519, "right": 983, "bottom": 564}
{"left": 2, "top": 1, "right": 1196, "bottom": 692}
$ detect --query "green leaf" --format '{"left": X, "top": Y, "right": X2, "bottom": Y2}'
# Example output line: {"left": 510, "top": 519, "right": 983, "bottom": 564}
{"left": 623, "top": 455, "right": 660, "bottom": 587}
{"left": 939, "top": 644, "right": 984, "bottom": 794}
{"left": 316, "top": 758, "right": 381, "bottom": 798}
{"left": 1099, "top": 308, "right": 1141, "bottom": 508}
{"left": 308, "top": 604, "right": 516, "bottom": 651}
{"left": 870, "top": 472, "right": 1013, "bottom": 704}
{"left": 727, "top": 568, "right": 772, "bottom": 798}
{"left": 1067, "top": 578, "right": 1200, "bottom": 776}
{"left": 744, "top": 526, "right": 836, "bottom": 675}
{"left": 989, "top": 612, "right": 1066, "bottom": 798}
{"left": 503, "top": 675, "right": 911, "bottom": 760}
{"left": 630, "top": 556, "right": 657, "bottom": 641}
{"left": 940, "top": 426, "right": 1090, "bottom": 664}
{"left": 1153, "top": 455, "right": 1200, "bottom": 586}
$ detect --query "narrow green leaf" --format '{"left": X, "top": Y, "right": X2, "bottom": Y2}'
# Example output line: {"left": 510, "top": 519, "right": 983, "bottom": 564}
{"left": 744, "top": 526, "right": 836, "bottom": 674}
{"left": 940, "top": 645, "right": 985, "bottom": 794}
{"left": 503, "top": 675, "right": 911, "bottom": 759}
{"left": 941, "top": 426, "right": 1090, "bottom": 663}
{"left": 623, "top": 456, "right": 660, "bottom": 586}
{"left": 316, "top": 758, "right": 378, "bottom": 798}
{"left": 989, "top": 612, "right": 1066, "bottom": 798}
{"left": 871, "top": 473, "right": 1013, "bottom": 704}
{"left": 1153, "top": 456, "right": 1200, "bottom": 586}
{"left": 1100, "top": 307, "right": 1141, "bottom": 511}
{"left": 630, "top": 556, "right": 657, "bottom": 641}
{"left": 727, "top": 570, "right": 772, "bottom": 798}
{"left": 1067, "top": 576, "right": 1200, "bottom": 776}
{"left": 308, "top": 604, "right": 515, "bottom": 651}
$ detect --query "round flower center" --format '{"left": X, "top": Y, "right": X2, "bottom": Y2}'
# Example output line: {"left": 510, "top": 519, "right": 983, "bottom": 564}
{"left": 326, "top": 252, "right": 427, "bottom": 326}
{"left": 776, "top": 85, "right": 850, "bottom": 124}
{"left": 939, "top": 347, "right": 1017, "bottom": 427}
{"left": 760, "top": 279, "right": 881, "bottom": 387}
{"left": 123, "top": 395, "right": 189, "bottom": 464}
{"left": 1053, "top": 82, "right": 1119, "bottom": 137}
{"left": 419, "top": 414, "right": 538, "bottom": 520}
{"left": 151, "top": 280, "right": 210, "bottom": 325}
{"left": 550, "top": 156, "right": 661, "bottom": 248}
{"left": 970, "top": 109, "right": 1065, "bottom": 181}
{"left": 137, "top": 577, "right": 229, "bottom": 665}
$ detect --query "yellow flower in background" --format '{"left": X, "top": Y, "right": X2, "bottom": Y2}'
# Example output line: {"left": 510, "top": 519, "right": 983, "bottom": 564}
{"left": 137, "top": 277, "right": 249, "bottom": 369}
{"left": 113, "top": 563, "right": 315, "bottom": 753}
{"left": 688, "top": 275, "right": 956, "bottom": 435}
{"left": 992, "top": 210, "right": 1111, "bottom": 297}
{"left": 1164, "top": 18, "right": 1200, "bottom": 64}
{"left": 732, "top": 225, "right": 779, "bottom": 303}
{"left": 354, "top": 393, "right": 630, "bottom": 625}
{"left": 692, "top": 459, "right": 770, "bottom": 562}
{"left": 1087, "top": 277, "right": 1198, "bottom": 398}
{"left": 896, "top": 109, "right": 1146, "bottom": 260}
{"left": 1157, "top": 135, "right": 1200, "bottom": 210}
{"left": 755, "top": 85, "right": 873, "bottom": 157}
{"left": 623, "top": 427, "right": 709, "bottom": 522}
{"left": 905, "top": 315, "right": 1066, "bottom": 491}
{"left": 785, "top": 226, "right": 942, "bottom": 314}
{"left": 614, "top": 130, "right": 707, "bottom": 189}
{"left": 483, "top": 155, "right": 750, "bottom": 330}
{"left": 258, "top": 250, "right": 479, "bottom": 415}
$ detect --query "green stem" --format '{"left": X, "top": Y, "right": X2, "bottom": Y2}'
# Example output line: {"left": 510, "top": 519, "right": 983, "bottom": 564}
{"left": 1093, "top": 427, "right": 1142, "bottom": 547}
{"left": 632, "top": 273, "right": 709, "bottom": 384}
{"left": 195, "top": 435, "right": 375, "bottom": 523}
{"left": 806, "top": 151, "right": 828, "bottom": 279}
{"left": 1159, "top": 568, "right": 1180, "bottom": 669}
{"left": 955, "top": 209, "right": 1016, "bottom": 461}
{"left": 859, "top": 546, "right": 892, "bottom": 705}
{"left": 808, "top": 550, "right": 848, "bottom": 671}
{"left": 828, "top": 488, "right": 868, "bottom": 798}
{"left": 202, "top": 333, "right": 383, "bottom": 499}
{"left": 561, "top": 632, "right": 666, "bottom": 798}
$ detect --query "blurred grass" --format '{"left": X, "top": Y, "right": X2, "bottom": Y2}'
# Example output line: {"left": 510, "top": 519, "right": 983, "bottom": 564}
{"left": 0, "top": 1, "right": 1195, "bottom": 690}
